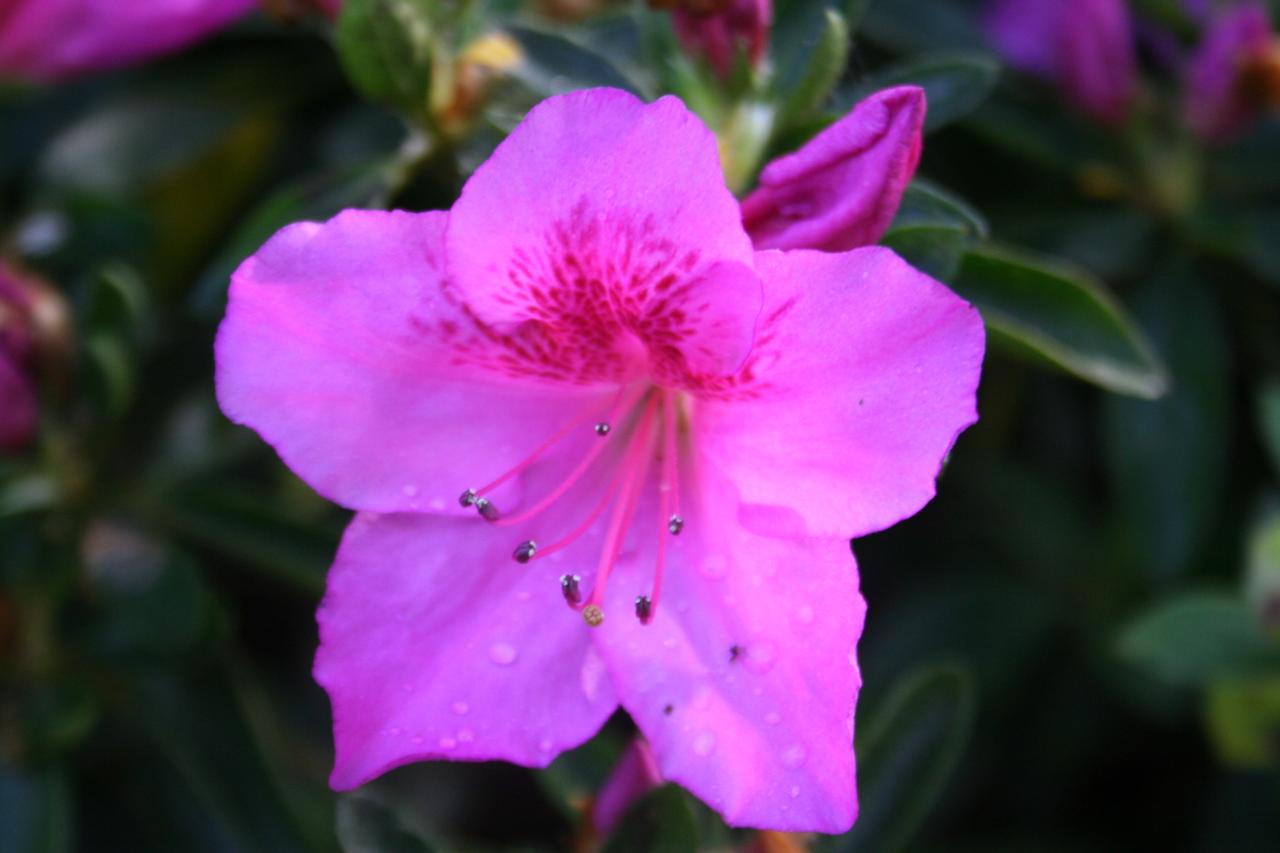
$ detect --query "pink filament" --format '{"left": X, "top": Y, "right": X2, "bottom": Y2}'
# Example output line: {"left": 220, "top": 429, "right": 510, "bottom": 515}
{"left": 583, "top": 395, "right": 660, "bottom": 610}
{"left": 476, "top": 385, "right": 630, "bottom": 497}
{"left": 643, "top": 390, "right": 682, "bottom": 622}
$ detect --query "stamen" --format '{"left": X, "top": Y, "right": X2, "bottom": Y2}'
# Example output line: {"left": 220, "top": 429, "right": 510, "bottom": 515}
{"left": 667, "top": 515, "right": 684, "bottom": 536}
{"left": 526, "top": 467, "right": 624, "bottom": 562}
{"left": 581, "top": 396, "right": 660, "bottom": 622}
{"left": 513, "top": 540, "right": 537, "bottom": 563}
{"left": 582, "top": 604, "right": 604, "bottom": 627}
{"left": 459, "top": 488, "right": 477, "bottom": 507}
{"left": 634, "top": 595, "right": 652, "bottom": 623}
{"left": 473, "top": 497, "right": 500, "bottom": 522}
{"left": 640, "top": 391, "right": 682, "bottom": 625}
{"left": 594, "top": 422, "right": 611, "bottom": 436}
{"left": 560, "top": 574, "right": 581, "bottom": 605}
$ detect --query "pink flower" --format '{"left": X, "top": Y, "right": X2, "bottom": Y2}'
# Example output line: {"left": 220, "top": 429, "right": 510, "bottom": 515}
{"left": 215, "top": 88, "right": 984, "bottom": 832}
{"left": 667, "top": 0, "right": 772, "bottom": 80}
{"left": 0, "top": 264, "right": 38, "bottom": 452}
{"left": 742, "top": 86, "right": 926, "bottom": 252}
{"left": 1183, "top": 1, "right": 1277, "bottom": 143}
{"left": 0, "top": 0, "right": 257, "bottom": 83}
{"left": 985, "top": 0, "right": 1137, "bottom": 125}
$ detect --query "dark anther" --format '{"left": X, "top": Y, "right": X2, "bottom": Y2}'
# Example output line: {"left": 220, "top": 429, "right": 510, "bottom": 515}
{"left": 594, "top": 422, "right": 611, "bottom": 436}
{"left": 634, "top": 595, "right": 652, "bottom": 623}
{"left": 513, "top": 540, "right": 537, "bottom": 564}
{"left": 663, "top": 704, "right": 674, "bottom": 716}
{"left": 667, "top": 514, "right": 684, "bottom": 536}
{"left": 458, "top": 488, "right": 477, "bottom": 507}
{"left": 560, "top": 574, "right": 582, "bottom": 606}
{"left": 729, "top": 644, "right": 743, "bottom": 663}
{"left": 474, "top": 497, "right": 500, "bottom": 521}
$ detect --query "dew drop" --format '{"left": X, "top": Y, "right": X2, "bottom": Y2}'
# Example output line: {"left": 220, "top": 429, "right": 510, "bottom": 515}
{"left": 797, "top": 604, "right": 815, "bottom": 625}
{"left": 538, "top": 737, "right": 555, "bottom": 753}
{"left": 764, "top": 710, "right": 782, "bottom": 725}
{"left": 745, "top": 642, "right": 778, "bottom": 674}
{"left": 489, "top": 642, "right": 518, "bottom": 666}
{"left": 452, "top": 701, "right": 470, "bottom": 716}
{"left": 457, "top": 728, "right": 474, "bottom": 743}
{"left": 692, "top": 731, "right": 716, "bottom": 757}
{"left": 438, "top": 736, "right": 457, "bottom": 750}
{"left": 402, "top": 484, "right": 419, "bottom": 498}
{"left": 781, "top": 744, "right": 808, "bottom": 769}
{"left": 789, "top": 785, "right": 800, "bottom": 799}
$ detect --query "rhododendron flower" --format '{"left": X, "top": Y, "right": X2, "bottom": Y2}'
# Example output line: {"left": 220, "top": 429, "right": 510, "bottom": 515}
{"left": 216, "top": 88, "right": 983, "bottom": 832}
{"left": 985, "top": 0, "right": 1137, "bottom": 125}
{"left": 743, "top": 86, "right": 925, "bottom": 252}
{"left": 1184, "top": 1, "right": 1279, "bottom": 143}
{"left": 659, "top": 0, "right": 771, "bottom": 80}
{"left": 0, "top": 264, "right": 39, "bottom": 451}
{"left": 0, "top": 0, "right": 257, "bottom": 82}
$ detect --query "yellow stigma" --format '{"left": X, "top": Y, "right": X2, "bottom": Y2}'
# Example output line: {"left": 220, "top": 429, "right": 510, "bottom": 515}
{"left": 582, "top": 605, "right": 605, "bottom": 627}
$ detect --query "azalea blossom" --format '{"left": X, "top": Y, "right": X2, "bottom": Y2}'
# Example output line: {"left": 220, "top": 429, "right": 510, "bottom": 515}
{"left": 1183, "top": 1, "right": 1280, "bottom": 143}
{"left": 660, "top": 0, "right": 772, "bottom": 80}
{"left": 216, "top": 88, "right": 983, "bottom": 832}
{"left": 743, "top": 85, "right": 925, "bottom": 252}
{"left": 984, "top": 0, "right": 1137, "bottom": 125}
{"left": 0, "top": 0, "right": 257, "bottom": 82}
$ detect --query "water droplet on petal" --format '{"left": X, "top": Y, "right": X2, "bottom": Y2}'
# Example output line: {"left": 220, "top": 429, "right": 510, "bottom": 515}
{"left": 781, "top": 744, "right": 808, "bottom": 769}
{"left": 452, "top": 701, "right": 470, "bottom": 716}
{"left": 764, "top": 710, "right": 782, "bottom": 725}
{"left": 457, "top": 728, "right": 474, "bottom": 743}
{"left": 538, "top": 737, "right": 555, "bottom": 753}
{"left": 438, "top": 736, "right": 457, "bottom": 750}
{"left": 745, "top": 642, "right": 778, "bottom": 674}
{"left": 403, "top": 484, "right": 419, "bottom": 498}
{"left": 489, "top": 642, "right": 517, "bottom": 665}
{"left": 789, "top": 785, "right": 800, "bottom": 799}
{"left": 692, "top": 732, "right": 716, "bottom": 756}
{"left": 797, "top": 604, "right": 815, "bottom": 625}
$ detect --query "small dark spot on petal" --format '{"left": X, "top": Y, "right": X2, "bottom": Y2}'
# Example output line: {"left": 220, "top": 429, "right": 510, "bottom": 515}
{"left": 729, "top": 644, "right": 743, "bottom": 663}
{"left": 663, "top": 704, "right": 674, "bottom": 716}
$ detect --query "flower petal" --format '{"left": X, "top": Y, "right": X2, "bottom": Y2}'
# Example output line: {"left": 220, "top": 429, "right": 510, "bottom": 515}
{"left": 696, "top": 247, "right": 984, "bottom": 539}
{"left": 0, "top": 353, "right": 36, "bottom": 452}
{"left": 591, "top": 467, "right": 864, "bottom": 834}
{"left": 216, "top": 208, "right": 614, "bottom": 514}
{"left": 592, "top": 737, "right": 664, "bottom": 835}
{"left": 316, "top": 510, "right": 619, "bottom": 790}
{"left": 741, "top": 86, "right": 925, "bottom": 252}
{"left": 446, "top": 88, "right": 762, "bottom": 380}
{"left": 1183, "top": 2, "right": 1273, "bottom": 143}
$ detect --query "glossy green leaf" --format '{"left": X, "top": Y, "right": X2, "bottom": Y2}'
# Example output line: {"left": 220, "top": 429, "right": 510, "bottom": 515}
{"left": 337, "top": 794, "right": 436, "bottom": 853}
{"left": 1259, "top": 383, "right": 1280, "bottom": 476}
{"left": 508, "top": 25, "right": 644, "bottom": 98}
{"left": 336, "top": 0, "right": 436, "bottom": 120}
{"left": 882, "top": 180, "right": 988, "bottom": 279}
{"left": 601, "top": 785, "right": 699, "bottom": 853}
{"left": 775, "top": 9, "right": 849, "bottom": 132}
{"left": 1118, "top": 593, "right": 1280, "bottom": 687}
{"left": 844, "top": 51, "right": 999, "bottom": 132}
{"left": 829, "top": 666, "right": 976, "bottom": 853}
{"left": 1102, "top": 268, "right": 1230, "bottom": 581}
{"left": 951, "top": 244, "right": 1170, "bottom": 399}
{"left": 0, "top": 761, "right": 73, "bottom": 853}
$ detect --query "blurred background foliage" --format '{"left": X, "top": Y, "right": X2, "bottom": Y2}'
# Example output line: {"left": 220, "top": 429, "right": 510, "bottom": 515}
{"left": 2, "top": 0, "right": 1280, "bottom": 850}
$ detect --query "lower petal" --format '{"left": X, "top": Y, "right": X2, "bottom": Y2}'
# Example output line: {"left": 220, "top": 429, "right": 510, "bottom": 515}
{"left": 315, "top": 511, "right": 619, "bottom": 789}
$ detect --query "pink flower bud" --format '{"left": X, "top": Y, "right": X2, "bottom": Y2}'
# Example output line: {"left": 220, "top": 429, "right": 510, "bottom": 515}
{"left": 1183, "top": 1, "right": 1277, "bottom": 144}
{"left": 741, "top": 86, "right": 925, "bottom": 252}
{"left": 662, "top": 0, "right": 772, "bottom": 80}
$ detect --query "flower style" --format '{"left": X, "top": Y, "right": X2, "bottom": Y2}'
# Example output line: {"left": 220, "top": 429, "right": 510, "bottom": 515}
{"left": 985, "top": 0, "right": 1137, "bottom": 126}
{"left": 1183, "top": 1, "right": 1279, "bottom": 143}
{"left": 216, "top": 88, "right": 984, "bottom": 832}
{"left": 742, "top": 86, "right": 926, "bottom": 252}
{"left": 0, "top": 0, "right": 257, "bottom": 83}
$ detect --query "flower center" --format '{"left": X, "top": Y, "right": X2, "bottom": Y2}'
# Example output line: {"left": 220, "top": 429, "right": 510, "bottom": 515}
{"left": 458, "top": 385, "right": 685, "bottom": 627}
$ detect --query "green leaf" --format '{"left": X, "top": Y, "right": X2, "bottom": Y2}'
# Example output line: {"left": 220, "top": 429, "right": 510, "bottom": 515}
{"left": 337, "top": 794, "right": 436, "bottom": 853}
{"left": 1102, "top": 268, "right": 1230, "bottom": 582}
{"left": 775, "top": 9, "right": 849, "bottom": 132}
{"left": 0, "top": 761, "right": 73, "bottom": 853}
{"left": 1206, "top": 678, "right": 1280, "bottom": 768}
{"left": 829, "top": 666, "right": 976, "bottom": 853}
{"left": 858, "top": 0, "right": 986, "bottom": 53}
{"left": 601, "top": 785, "right": 699, "bottom": 853}
{"left": 336, "top": 0, "right": 436, "bottom": 120}
{"left": 1245, "top": 508, "right": 1280, "bottom": 633}
{"left": 951, "top": 244, "right": 1170, "bottom": 399}
{"left": 1118, "top": 593, "right": 1280, "bottom": 687}
{"left": 844, "top": 51, "right": 999, "bottom": 132}
{"left": 1261, "top": 382, "right": 1280, "bottom": 475}
{"left": 882, "top": 179, "right": 988, "bottom": 279}
{"left": 507, "top": 25, "right": 644, "bottom": 98}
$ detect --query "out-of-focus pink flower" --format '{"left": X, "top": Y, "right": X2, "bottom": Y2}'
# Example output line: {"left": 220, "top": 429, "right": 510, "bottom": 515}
{"left": 1184, "top": 1, "right": 1277, "bottom": 143}
{"left": 592, "top": 738, "right": 664, "bottom": 834}
{"left": 662, "top": 0, "right": 771, "bottom": 80}
{"left": 741, "top": 86, "right": 925, "bottom": 252}
{"left": 0, "top": 265, "right": 38, "bottom": 452}
{"left": 0, "top": 0, "right": 258, "bottom": 83}
{"left": 216, "top": 88, "right": 984, "bottom": 832}
{"left": 985, "top": 0, "right": 1138, "bottom": 125}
